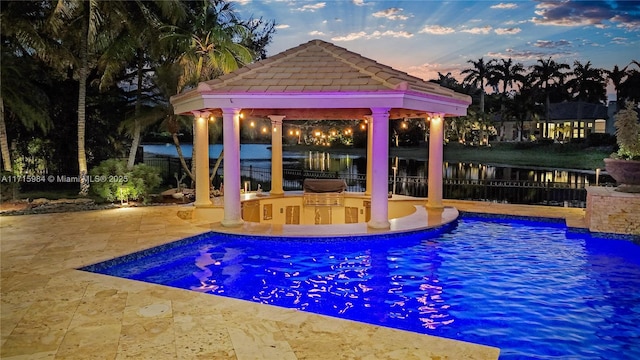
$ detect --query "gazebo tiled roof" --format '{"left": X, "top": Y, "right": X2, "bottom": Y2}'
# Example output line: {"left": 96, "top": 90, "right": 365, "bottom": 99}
{"left": 172, "top": 39, "right": 471, "bottom": 119}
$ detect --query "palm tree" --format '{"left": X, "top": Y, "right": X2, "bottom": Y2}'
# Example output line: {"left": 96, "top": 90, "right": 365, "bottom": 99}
{"left": 162, "top": 0, "right": 257, "bottom": 184}
{"left": 0, "top": 1, "right": 56, "bottom": 172}
{"left": 461, "top": 58, "right": 491, "bottom": 117}
{"left": 506, "top": 85, "right": 543, "bottom": 141}
{"left": 488, "top": 58, "right": 525, "bottom": 140}
{"left": 97, "top": 1, "right": 186, "bottom": 169}
{"left": 620, "top": 60, "right": 640, "bottom": 104}
{"left": 566, "top": 61, "right": 606, "bottom": 139}
{"left": 171, "top": 0, "right": 254, "bottom": 92}
{"left": 491, "top": 58, "right": 526, "bottom": 95}
{"left": 432, "top": 72, "right": 462, "bottom": 91}
{"left": 461, "top": 58, "right": 494, "bottom": 145}
{"left": 529, "top": 58, "right": 570, "bottom": 139}
{"left": 49, "top": 0, "right": 118, "bottom": 195}
{"left": 567, "top": 60, "right": 606, "bottom": 104}
{"left": 606, "top": 65, "right": 628, "bottom": 106}
{"left": 152, "top": 62, "right": 195, "bottom": 181}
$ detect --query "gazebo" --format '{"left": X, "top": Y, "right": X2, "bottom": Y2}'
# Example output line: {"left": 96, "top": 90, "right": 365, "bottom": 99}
{"left": 170, "top": 39, "right": 471, "bottom": 229}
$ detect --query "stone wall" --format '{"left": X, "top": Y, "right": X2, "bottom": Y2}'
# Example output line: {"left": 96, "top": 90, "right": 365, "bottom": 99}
{"left": 586, "top": 186, "right": 640, "bottom": 235}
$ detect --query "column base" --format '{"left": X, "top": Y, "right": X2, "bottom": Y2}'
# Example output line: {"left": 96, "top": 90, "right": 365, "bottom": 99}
{"left": 194, "top": 199, "right": 212, "bottom": 207}
{"left": 221, "top": 218, "right": 244, "bottom": 227}
{"left": 368, "top": 219, "right": 390, "bottom": 229}
{"left": 426, "top": 201, "right": 444, "bottom": 210}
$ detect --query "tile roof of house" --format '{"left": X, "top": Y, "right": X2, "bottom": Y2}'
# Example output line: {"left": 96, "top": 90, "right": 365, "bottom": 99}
{"left": 197, "top": 39, "right": 470, "bottom": 104}
{"left": 549, "top": 101, "right": 608, "bottom": 120}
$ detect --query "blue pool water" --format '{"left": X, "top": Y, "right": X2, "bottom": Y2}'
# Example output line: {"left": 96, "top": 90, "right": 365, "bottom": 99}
{"left": 81, "top": 214, "right": 640, "bottom": 359}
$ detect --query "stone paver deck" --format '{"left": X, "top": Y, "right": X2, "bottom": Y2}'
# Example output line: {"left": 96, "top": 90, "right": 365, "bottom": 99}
{"left": 0, "top": 200, "right": 586, "bottom": 359}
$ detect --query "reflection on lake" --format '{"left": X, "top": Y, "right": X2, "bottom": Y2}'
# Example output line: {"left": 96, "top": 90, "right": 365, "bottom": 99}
{"left": 292, "top": 151, "right": 602, "bottom": 186}
{"left": 143, "top": 144, "right": 606, "bottom": 186}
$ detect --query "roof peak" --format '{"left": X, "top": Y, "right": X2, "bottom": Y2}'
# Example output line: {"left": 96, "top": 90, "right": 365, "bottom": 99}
{"left": 195, "top": 39, "right": 469, "bottom": 104}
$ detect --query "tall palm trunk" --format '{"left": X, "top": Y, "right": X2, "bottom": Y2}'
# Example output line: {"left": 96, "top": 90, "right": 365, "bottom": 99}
{"left": 172, "top": 132, "right": 193, "bottom": 181}
{"left": 544, "top": 94, "right": 550, "bottom": 139}
{"left": 77, "top": 13, "right": 89, "bottom": 196}
{"left": 0, "top": 97, "right": 11, "bottom": 172}
{"left": 168, "top": 113, "right": 194, "bottom": 181}
{"left": 127, "top": 49, "right": 144, "bottom": 169}
{"left": 210, "top": 150, "right": 223, "bottom": 182}
{"left": 479, "top": 87, "right": 485, "bottom": 115}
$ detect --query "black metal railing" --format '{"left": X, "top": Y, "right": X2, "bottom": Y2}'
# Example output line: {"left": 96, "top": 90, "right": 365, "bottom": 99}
{"left": 145, "top": 159, "right": 590, "bottom": 208}
{"left": 144, "top": 156, "right": 191, "bottom": 185}
{"left": 233, "top": 166, "right": 588, "bottom": 208}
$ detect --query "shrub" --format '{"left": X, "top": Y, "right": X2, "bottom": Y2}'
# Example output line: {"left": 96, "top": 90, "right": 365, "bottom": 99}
{"left": 613, "top": 101, "right": 640, "bottom": 160}
{"left": 0, "top": 171, "right": 19, "bottom": 202}
{"left": 90, "top": 159, "right": 161, "bottom": 203}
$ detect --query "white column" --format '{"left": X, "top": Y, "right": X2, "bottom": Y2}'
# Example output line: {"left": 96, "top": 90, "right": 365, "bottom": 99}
{"left": 193, "top": 112, "right": 211, "bottom": 206}
{"left": 427, "top": 113, "right": 445, "bottom": 209}
{"left": 365, "top": 116, "right": 373, "bottom": 196}
{"left": 368, "top": 108, "right": 390, "bottom": 229}
{"left": 221, "top": 108, "right": 244, "bottom": 227}
{"left": 268, "top": 115, "right": 285, "bottom": 195}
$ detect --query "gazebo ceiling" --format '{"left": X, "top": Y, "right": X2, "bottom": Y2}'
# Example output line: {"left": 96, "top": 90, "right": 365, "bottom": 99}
{"left": 171, "top": 39, "right": 471, "bottom": 119}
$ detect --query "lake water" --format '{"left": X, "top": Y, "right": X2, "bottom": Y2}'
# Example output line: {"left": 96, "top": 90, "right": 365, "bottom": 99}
{"left": 143, "top": 143, "right": 604, "bottom": 186}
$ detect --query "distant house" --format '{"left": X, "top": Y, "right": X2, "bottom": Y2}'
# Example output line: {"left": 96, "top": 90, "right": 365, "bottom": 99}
{"left": 535, "top": 101, "right": 608, "bottom": 141}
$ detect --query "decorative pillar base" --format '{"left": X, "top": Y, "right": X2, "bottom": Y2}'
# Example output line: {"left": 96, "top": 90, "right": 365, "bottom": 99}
{"left": 368, "top": 219, "right": 390, "bottom": 229}
{"left": 426, "top": 202, "right": 444, "bottom": 210}
{"left": 194, "top": 200, "right": 213, "bottom": 207}
{"left": 221, "top": 218, "right": 244, "bottom": 227}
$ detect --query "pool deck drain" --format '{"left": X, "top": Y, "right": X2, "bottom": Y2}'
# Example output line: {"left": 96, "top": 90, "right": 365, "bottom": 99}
{"left": 0, "top": 200, "right": 586, "bottom": 359}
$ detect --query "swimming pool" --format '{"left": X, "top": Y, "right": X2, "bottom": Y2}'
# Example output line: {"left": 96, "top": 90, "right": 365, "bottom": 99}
{"left": 81, "top": 214, "right": 640, "bottom": 359}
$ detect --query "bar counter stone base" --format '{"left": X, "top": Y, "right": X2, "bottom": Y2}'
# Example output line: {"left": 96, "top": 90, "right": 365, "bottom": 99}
{"left": 586, "top": 186, "right": 640, "bottom": 236}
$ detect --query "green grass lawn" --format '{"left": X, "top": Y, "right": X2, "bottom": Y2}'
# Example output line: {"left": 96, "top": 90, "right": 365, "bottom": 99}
{"left": 442, "top": 143, "right": 612, "bottom": 170}
{"left": 287, "top": 142, "right": 613, "bottom": 170}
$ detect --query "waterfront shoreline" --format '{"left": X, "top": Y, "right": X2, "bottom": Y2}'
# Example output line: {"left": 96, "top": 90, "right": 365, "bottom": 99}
{"left": 144, "top": 142, "right": 610, "bottom": 173}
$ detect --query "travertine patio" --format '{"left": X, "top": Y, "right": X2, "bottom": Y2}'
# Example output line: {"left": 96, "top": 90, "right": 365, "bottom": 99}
{"left": 0, "top": 200, "right": 586, "bottom": 359}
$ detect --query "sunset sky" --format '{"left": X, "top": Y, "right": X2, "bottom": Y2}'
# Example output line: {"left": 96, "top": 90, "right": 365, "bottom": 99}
{"left": 231, "top": 0, "right": 640, "bottom": 96}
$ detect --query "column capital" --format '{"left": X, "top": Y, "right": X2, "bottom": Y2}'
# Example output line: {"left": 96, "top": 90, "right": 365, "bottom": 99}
{"left": 427, "top": 113, "right": 445, "bottom": 121}
{"left": 192, "top": 111, "right": 212, "bottom": 121}
{"left": 370, "top": 107, "right": 391, "bottom": 116}
{"left": 268, "top": 115, "right": 286, "bottom": 125}
{"left": 221, "top": 108, "right": 242, "bottom": 115}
